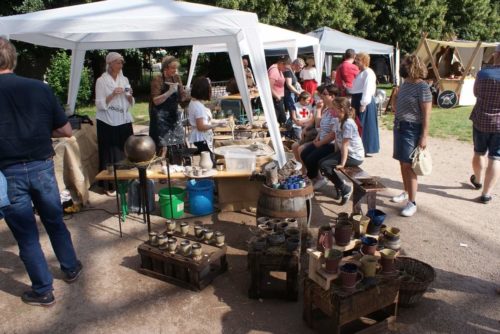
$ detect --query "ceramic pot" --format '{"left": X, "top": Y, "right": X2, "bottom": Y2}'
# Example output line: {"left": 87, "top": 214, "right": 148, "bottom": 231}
{"left": 215, "top": 231, "right": 225, "bottom": 246}
{"left": 361, "top": 236, "right": 378, "bottom": 255}
{"left": 380, "top": 249, "right": 397, "bottom": 273}
{"left": 360, "top": 255, "right": 378, "bottom": 278}
{"left": 194, "top": 225, "right": 204, "bottom": 238}
{"left": 286, "top": 237, "right": 300, "bottom": 252}
{"left": 256, "top": 216, "right": 270, "bottom": 225}
{"left": 124, "top": 134, "right": 156, "bottom": 163}
{"left": 275, "top": 222, "right": 289, "bottom": 232}
{"left": 317, "top": 225, "right": 333, "bottom": 252}
{"left": 253, "top": 237, "right": 267, "bottom": 251}
{"left": 284, "top": 227, "right": 300, "bottom": 239}
{"left": 351, "top": 214, "right": 370, "bottom": 238}
{"left": 383, "top": 237, "right": 401, "bottom": 251}
{"left": 165, "top": 220, "right": 176, "bottom": 232}
{"left": 158, "top": 235, "right": 167, "bottom": 250}
{"left": 180, "top": 240, "right": 191, "bottom": 256}
{"left": 366, "top": 209, "right": 386, "bottom": 235}
{"left": 167, "top": 237, "right": 177, "bottom": 253}
{"left": 203, "top": 229, "right": 214, "bottom": 241}
{"left": 334, "top": 220, "right": 353, "bottom": 246}
{"left": 284, "top": 218, "right": 299, "bottom": 228}
{"left": 337, "top": 212, "right": 349, "bottom": 223}
{"left": 149, "top": 232, "right": 159, "bottom": 246}
{"left": 191, "top": 243, "right": 202, "bottom": 258}
{"left": 267, "top": 232, "right": 285, "bottom": 246}
{"left": 199, "top": 151, "right": 213, "bottom": 170}
{"left": 180, "top": 222, "right": 189, "bottom": 236}
{"left": 340, "top": 263, "right": 359, "bottom": 289}
{"left": 384, "top": 227, "right": 400, "bottom": 239}
{"left": 324, "top": 249, "right": 343, "bottom": 274}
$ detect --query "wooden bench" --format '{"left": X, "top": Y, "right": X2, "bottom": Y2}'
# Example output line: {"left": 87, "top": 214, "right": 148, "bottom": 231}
{"left": 338, "top": 166, "right": 386, "bottom": 215}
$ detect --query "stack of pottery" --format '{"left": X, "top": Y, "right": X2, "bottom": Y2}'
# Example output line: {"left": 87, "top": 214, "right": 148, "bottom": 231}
{"left": 382, "top": 227, "right": 401, "bottom": 251}
{"left": 366, "top": 209, "right": 386, "bottom": 235}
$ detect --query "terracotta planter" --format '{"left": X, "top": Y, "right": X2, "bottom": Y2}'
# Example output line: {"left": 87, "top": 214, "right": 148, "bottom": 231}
{"left": 324, "top": 249, "right": 343, "bottom": 274}
{"left": 334, "top": 221, "right": 353, "bottom": 247}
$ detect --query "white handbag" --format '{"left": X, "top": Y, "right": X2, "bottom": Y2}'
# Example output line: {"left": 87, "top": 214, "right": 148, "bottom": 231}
{"left": 410, "top": 147, "right": 432, "bottom": 176}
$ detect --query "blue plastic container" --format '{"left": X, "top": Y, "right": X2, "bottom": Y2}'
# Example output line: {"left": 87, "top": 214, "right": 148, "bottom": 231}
{"left": 186, "top": 179, "right": 214, "bottom": 216}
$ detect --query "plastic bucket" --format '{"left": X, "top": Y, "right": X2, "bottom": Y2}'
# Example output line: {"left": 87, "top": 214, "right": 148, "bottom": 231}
{"left": 158, "top": 187, "right": 185, "bottom": 219}
{"left": 186, "top": 179, "right": 214, "bottom": 216}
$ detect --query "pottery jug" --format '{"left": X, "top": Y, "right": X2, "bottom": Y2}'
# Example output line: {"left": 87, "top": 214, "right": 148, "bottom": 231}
{"left": 199, "top": 151, "right": 213, "bottom": 170}
{"left": 360, "top": 255, "right": 378, "bottom": 278}
{"left": 317, "top": 225, "right": 333, "bottom": 252}
{"left": 361, "top": 236, "right": 378, "bottom": 255}
{"left": 334, "top": 220, "right": 352, "bottom": 247}
{"left": 351, "top": 215, "right": 370, "bottom": 237}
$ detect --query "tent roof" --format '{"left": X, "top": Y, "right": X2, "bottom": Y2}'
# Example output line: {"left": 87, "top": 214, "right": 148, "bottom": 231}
{"left": 0, "top": 0, "right": 258, "bottom": 50}
{"left": 307, "top": 26, "right": 394, "bottom": 55}
{"left": 424, "top": 38, "right": 498, "bottom": 49}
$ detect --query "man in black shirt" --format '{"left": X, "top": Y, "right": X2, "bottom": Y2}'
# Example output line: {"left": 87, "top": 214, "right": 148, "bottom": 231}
{"left": 0, "top": 37, "right": 81, "bottom": 306}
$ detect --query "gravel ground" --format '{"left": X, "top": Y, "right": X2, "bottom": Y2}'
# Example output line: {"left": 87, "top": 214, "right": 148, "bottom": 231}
{"left": 0, "top": 128, "right": 499, "bottom": 334}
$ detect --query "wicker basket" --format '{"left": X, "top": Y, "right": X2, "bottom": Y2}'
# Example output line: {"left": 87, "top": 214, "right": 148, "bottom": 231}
{"left": 395, "top": 257, "right": 435, "bottom": 307}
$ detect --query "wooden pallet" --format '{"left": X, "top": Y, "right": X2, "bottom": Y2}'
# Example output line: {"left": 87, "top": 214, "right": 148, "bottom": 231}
{"left": 303, "top": 276, "right": 400, "bottom": 334}
{"left": 137, "top": 236, "right": 227, "bottom": 291}
{"left": 247, "top": 244, "right": 300, "bottom": 301}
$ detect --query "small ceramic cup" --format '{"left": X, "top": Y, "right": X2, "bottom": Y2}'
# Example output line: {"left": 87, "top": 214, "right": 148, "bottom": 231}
{"left": 215, "top": 231, "right": 225, "bottom": 246}
{"left": 165, "top": 220, "right": 176, "bottom": 232}
{"left": 180, "top": 240, "right": 191, "bottom": 256}
{"left": 180, "top": 222, "right": 189, "bottom": 236}
{"left": 192, "top": 243, "right": 202, "bottom": 258}
{"left": 167, "top": 237, "right": 177, "bottom": 253}
{"left": 149, "top": 231, "right": 159, "bottom": 246}
{"left": 203, "top": 229, "right": 214, "bottom": 241}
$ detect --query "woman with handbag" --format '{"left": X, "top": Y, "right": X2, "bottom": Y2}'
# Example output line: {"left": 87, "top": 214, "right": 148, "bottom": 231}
{"left": 392, "top": 55, "right": 432, "bottom": 217}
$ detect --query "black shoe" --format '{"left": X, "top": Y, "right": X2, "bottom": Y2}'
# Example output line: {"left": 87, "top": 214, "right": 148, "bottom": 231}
{"left": 63, "top": 261, "right": 83, "bottom": 283}
{"left": 470, "top": 175, "right": 482, "bottom": 189}
{"left": 340, "top": 186, "right": 352, "bottom": 205}
{"left": 21, "top": 290, "right": 55, "bottom": 307}
{"left": 479, "top": 195, "right": 492, "bottom": 204}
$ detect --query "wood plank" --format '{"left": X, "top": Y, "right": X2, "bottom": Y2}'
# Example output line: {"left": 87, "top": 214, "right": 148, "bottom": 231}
{"left": 95, "top": 168, "right": 257, "bottom": 181}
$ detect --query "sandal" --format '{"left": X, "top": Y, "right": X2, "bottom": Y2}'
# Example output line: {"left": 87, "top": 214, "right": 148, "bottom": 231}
{"left": 470, "top": 175, "right": 482, "bottom": 190}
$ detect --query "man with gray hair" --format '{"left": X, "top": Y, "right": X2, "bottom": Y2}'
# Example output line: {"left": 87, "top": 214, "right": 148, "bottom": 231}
{"left": 0, "top": 37, "right": 81, "bottom": 306}
{"left": 335, "top": 48, "right": 359, "bottom": 96}
{"left": 469, "top": 44, "right": 500, "bottom": 203}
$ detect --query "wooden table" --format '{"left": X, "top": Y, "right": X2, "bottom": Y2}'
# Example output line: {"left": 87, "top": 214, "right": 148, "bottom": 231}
{"left": 220, "top": 91, "right": 259, "bottom": 101}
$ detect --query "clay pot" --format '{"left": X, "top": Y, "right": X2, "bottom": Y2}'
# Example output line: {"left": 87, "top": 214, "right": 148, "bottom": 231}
{"left": 351, "top": 215, "right": 370, "bottom": 237}
{"left": 253, "top": 237, "right": 267, "bottom": 251}
{"left": 380, "top": 249, "right": 397, "bottom": 273}
{"left": 284, "top": 218, "right": 299, "bottom": 228}
{"left": 165, "top": 220, "right": 176, "bottom": 232}
{"left": 203, "top": 229, "right": 214, "bottom": 241}
{"left": 334, "top": 220, "right": 353, "bottom": 247}
{"left": 340, "top": 263, "right": 360, "bottom": 289}
{"left": 149, "top": 232, "right": 159, "bottom": 246}
{"left": 324, "top": 249, "right": 343, "bottom": 274}
{"left": 191, "top": 243, "right": 202, "bottom": 258}
{"left": 360, "top": 255, "right": 378, "bottom": 278}
{"left": 286, "top": 237, "right": 300, "bottom": 252}
{"left": 267, "top": 232, "right": 285, "bottom": 246}
{"left": 124, "top": 134, "right": 156, "bottom": 163}
{"left": 215, "top": 231, "right": 225, "bottom": 246}
{"left": 285, "top": 227, "right": 300, "bottom": 239}
{"left": 317, "top": 225, "right": 333, "bottom": 252}
{"left": 158, "top": 235, "right": 168, "bottom": 250}
{"left": 180, "top": 222, "right": 189, "bottom": 236}
{"left": 275, "top": 222, "right": 289, "bottom": 232}
{"left": 167, "top": 237, "right": 177, "bottom": 253}
{"left": 383, "top": 237, "right": 401, "bottom": 251}
{"left": 180, "top": 240, "right": 191, "bottom": 256}
{"left": 337, "top": 212, "right": 349, "bottom": 223}
{"left": 194, "top": 225, "right": 204, "bottom": 238}
{"left": 384, "top": 227, "right": 400, "bottom": 239}
{"left": 361, "top": 236, "right": 378, "bottom": 255}
{"left": 256, "top": 216, "right": 270, "bottom": 226}
{"left": 366, "top": 209, "right": 386, "bottom": 235}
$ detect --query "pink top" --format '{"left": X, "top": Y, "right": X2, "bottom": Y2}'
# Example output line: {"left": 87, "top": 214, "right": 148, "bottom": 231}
{"left": 268, "top": 64, "right": 285, "bottom": 98}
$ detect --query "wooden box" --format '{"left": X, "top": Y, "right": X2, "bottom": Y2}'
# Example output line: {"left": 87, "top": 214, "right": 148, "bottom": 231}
{"left": 303, "top": 277, "right": 400, "bottom": 334}
{"left": 247, "top": 245, "right": 300, "bottom": 301}
{"left": 138, "top": 235, "right": 227, "bottom": 291}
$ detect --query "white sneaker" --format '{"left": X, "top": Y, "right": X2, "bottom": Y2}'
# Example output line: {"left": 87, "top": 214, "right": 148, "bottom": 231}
{"left": 401, "top": 201, "right": 417, "bottom": 217}
{"left": 391, "top": 192, "right": 408, "bottom": 203}
{"left": 313, "top": 178, "right": 328, "bottom": 190}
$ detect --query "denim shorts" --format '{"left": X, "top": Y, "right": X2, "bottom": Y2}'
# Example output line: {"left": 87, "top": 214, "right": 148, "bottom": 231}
{"left": 473, "top": 127, "right": 500, "bottom": 160}
{"left": 393, "top": 120, "right": 422, "bottom": 163}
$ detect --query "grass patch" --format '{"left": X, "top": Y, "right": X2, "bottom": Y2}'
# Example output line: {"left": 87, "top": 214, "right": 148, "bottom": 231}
{"left": 77, "top": 102, "right": 151, "bottom": 125}
{"left": 381, "top": 105, "right": 473, "bottom": 142}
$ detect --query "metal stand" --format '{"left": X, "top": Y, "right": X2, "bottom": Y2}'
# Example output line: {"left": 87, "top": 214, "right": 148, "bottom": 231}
{"left": 137, "top": 166, "right": 152, "bottom": 234}
{"left": 113, "top": 163, "right": 123, "bottom": 238}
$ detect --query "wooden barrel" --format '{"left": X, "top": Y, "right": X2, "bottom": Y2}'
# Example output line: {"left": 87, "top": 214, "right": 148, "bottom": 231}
{"left": 256, "top": 183, "right": 314, "bottom": 230}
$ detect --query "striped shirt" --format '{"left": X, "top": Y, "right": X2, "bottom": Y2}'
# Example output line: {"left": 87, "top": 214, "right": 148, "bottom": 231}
{"left": 469, "top": 65, "right": 500, "bottom": 133}
{"left": 395, "top": 81, "right": 432, "bottom": 123}
{"left": 319, "top": 109, "right": 338, "bottom": 142}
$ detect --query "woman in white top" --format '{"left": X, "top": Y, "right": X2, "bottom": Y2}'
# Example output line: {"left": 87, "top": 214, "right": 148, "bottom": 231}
{"left": 95, "top": 52, "right": 134, "bottom": 194}
{"left": 188, "top": 77, "right": 225, "bottom": 163}
{"left": 348, "top": 52, "right": 379, "bottom": 155}
{"left": 300, "top": 56, "right": 318, "bottom": 96}
{"left": 320, "top": 97, "right": 365, "bottom": 205}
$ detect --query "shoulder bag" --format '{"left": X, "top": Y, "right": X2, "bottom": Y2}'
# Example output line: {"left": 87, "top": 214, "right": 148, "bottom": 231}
{"left": 409, "top": 146, "right": 432, "bottom": 176}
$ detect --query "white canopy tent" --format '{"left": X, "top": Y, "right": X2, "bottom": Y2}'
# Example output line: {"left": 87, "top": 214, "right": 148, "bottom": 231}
{"left": 186, "top": 23, "right": 321, "bottom": 92}
{"left": 307, "top": 27, "right": 399, "bottom": 84}
{"left": 0, "top": 0, "right": 287, "bottom": 166}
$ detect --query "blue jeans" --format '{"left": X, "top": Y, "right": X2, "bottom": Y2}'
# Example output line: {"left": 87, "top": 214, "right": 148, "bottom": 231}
{"left": 2, "top": 160, "right": 79, "bottom": 294}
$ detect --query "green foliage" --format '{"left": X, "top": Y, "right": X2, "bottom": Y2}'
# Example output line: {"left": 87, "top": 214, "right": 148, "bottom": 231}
{"left": 45, "top": 50, "right": 92, "bottom": 107}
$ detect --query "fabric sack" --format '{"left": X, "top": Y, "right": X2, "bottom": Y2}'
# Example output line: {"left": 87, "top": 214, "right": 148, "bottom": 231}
{"left": 410, "top": 146, "right": 432, "bottom": 176}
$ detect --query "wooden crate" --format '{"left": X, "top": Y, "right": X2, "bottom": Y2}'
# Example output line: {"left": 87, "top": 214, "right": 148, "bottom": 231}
{"left": 138, "top": 235, "right": 227, "bottom": 291}
{"left": 303, "top": 276, "right": 400, "bottom": 334}
{"left": 247, "top": 245, "right": 300, "bottom": 301}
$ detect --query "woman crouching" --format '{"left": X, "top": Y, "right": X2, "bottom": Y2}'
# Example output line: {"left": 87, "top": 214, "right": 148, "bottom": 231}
{"left": 319, "top": 97, "right": 365, "bottom": 205}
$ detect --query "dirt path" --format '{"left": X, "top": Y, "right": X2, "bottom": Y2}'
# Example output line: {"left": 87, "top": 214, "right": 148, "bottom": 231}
{"left": 0, "top": 128, "right": 499, "bottom": 334}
